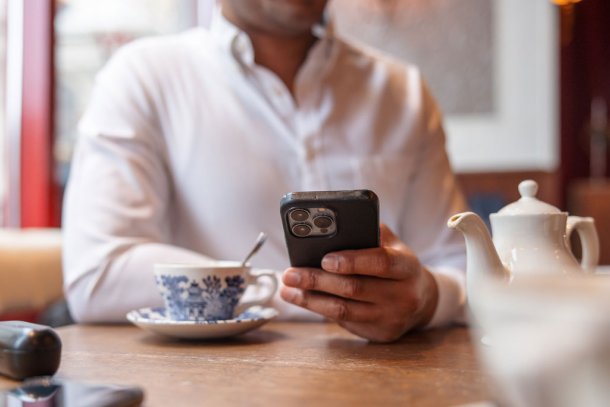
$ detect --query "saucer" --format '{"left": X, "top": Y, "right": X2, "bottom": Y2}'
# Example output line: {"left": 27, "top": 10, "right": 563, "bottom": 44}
{"left": 126, "top": 306, "right": 278, "bottom": 339}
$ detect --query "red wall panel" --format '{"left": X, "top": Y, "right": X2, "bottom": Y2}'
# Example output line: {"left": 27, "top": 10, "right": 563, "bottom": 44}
{"left": 20, "top": 0, "right": 59, "bottom": 227}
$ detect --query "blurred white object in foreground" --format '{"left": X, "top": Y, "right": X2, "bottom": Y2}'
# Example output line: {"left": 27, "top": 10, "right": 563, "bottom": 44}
{"left": 472, "top": 275, "right": 610, "bottom": 407}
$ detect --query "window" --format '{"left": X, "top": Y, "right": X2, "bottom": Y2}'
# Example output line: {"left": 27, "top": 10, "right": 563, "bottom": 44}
{"left": 1, "top": 0, "right": 205, "bottom": 227}
{"left": 55, "top": 0, "right": 200, "bottom": 197}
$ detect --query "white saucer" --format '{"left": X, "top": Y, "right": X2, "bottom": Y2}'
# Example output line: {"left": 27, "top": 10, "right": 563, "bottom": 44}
{"left": 126, "top": 306, "right": 278, "bottom": 339}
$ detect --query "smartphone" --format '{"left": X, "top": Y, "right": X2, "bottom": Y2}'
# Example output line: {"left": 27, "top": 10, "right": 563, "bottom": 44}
{"left": 0, "top": 377, "right": 144, "bottom": 407}
{"left": 280, "top": 189, "right": 380, "bottom": 267}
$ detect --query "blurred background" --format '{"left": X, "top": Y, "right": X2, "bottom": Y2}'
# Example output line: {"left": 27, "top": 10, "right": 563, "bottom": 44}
{"left": 0, "top": 0, "right": 608, "bottom": 321}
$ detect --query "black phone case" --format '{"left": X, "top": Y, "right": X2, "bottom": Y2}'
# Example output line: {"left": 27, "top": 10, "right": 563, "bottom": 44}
{"left": 280, "top": 190, "right": 380, "bottom": 267}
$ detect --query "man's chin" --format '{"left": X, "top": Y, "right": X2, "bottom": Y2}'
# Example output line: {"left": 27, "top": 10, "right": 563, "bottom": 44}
{"left": 265, "top": 1, "right": 326, "bottom": 33}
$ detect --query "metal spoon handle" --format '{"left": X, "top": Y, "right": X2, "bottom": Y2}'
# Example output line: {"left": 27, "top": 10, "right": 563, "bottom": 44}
{"left": 242, "top": 232, "right": 267, "bottom": 267}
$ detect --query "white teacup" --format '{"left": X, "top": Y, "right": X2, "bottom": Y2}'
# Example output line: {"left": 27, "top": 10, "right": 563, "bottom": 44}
{"left": 153, "top": 261, "right": 278, "bottom": 321}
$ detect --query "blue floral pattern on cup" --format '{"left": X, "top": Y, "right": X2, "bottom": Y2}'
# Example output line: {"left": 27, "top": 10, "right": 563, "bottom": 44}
{"left": 156, "top": 274, "right": 246, "bottom": 321}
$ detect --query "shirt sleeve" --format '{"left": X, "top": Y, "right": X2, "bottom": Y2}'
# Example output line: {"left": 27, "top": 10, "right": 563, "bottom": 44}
{"left": 401, "top": 78, "right": 468, "bottom": 328}
{"left": 62, "top": 44, "right": 214, "bottom": 322}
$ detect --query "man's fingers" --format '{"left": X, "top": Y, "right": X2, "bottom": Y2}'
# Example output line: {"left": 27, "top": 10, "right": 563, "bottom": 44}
{"left": 283, "top": 267, "right": 398, "bottom": 302}
{"left": 321, "top": 248, "right": 420, "bottom": 280}
{"left": 379, "top": 223, "right": 400, "bottom": 246}
{"left": 319, "top": 224, "right": 421, "bottom": 279}
{"left": 280, "top": 286, "right": 379, "bottom": 323}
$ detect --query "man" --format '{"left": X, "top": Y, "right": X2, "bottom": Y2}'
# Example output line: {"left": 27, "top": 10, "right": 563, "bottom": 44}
{"left": 62, "top": 0, "right": 468, "bottom": 342}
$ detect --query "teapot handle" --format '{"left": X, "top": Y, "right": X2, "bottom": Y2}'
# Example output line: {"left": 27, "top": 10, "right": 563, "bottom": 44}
{"left": 566, "top": 216, "right": 600, "bottom": 274}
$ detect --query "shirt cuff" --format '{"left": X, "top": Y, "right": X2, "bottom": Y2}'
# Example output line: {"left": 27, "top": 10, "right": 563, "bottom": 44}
{"left": 426, "top": 266, "right": 467, "bottom": 328}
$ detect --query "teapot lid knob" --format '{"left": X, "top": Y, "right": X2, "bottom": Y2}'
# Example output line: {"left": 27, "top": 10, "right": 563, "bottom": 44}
{"left": 496, "top": 179, "right": 562, "bottom": 215}
{"left": 518, "top": 180, "right": 538, "bottom": 198}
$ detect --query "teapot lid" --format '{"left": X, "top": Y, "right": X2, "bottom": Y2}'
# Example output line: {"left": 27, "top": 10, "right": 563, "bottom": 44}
{"left": 497, "top": 180, "right": 561, "bottom": 215}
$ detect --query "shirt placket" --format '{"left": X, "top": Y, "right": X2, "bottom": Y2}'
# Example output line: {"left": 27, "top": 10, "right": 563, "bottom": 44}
{"left": 251, "top": 61, "right": 329, "bottom": 191}
{"left": 233, "top": 30, "right": 335, "bottom": 191}
{"left": 293, "top": 42, "right": 335, "bottom": 192}
{"left": 293, "top": 102, "right": 328, "bottom": 191}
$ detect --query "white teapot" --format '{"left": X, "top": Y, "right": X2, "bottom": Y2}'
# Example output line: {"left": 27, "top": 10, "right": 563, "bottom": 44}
{"left": 447, "top": 180, "right": 600, "bottom": 311}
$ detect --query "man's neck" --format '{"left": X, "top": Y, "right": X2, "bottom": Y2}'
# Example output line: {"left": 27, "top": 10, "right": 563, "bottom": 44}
{"left": 248, "top": 31, "right": 316, "bottom": 93}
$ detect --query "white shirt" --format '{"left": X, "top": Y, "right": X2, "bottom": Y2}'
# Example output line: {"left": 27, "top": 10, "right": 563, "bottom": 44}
{"left": 62, "top": 13, "right": 468, "bottom": 327}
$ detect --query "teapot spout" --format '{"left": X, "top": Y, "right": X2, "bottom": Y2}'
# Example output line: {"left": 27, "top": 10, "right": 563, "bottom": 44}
{"left": 448, "top": 212, "right": 510, "bottom": 284}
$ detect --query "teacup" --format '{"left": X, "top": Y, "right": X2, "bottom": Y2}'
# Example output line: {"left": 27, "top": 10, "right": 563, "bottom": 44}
{"left": 153, "top": 261, "right": 278, "bottom": 321}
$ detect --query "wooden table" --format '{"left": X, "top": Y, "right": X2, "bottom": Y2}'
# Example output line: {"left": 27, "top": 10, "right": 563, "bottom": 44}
{"left": 0, "top": 323, "right": 492, "bottom": 406}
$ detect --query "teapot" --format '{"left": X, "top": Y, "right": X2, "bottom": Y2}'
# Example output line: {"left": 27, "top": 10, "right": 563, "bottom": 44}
{"left": 447, "top": 180, "right": 600, "bottom": 310}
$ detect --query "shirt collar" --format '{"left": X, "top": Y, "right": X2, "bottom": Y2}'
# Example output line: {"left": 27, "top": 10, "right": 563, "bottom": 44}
{"left": 209, "top": 6, "right": 253, "bottom": 65}
{"left": 209, "top": 5, "right": 337, "bottom": 69}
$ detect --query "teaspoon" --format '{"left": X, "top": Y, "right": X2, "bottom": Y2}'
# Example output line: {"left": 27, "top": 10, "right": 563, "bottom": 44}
{"left": 241, "top": 232, "right": 267, "bottom": 267}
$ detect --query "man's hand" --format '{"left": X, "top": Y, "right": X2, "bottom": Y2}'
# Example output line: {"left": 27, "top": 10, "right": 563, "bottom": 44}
{"left": 280, "top": 224, "right": 439, "bottom": 342}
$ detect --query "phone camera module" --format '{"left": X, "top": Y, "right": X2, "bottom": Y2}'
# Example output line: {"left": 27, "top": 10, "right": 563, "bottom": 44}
{"left": 285, "top": 207, "right": 336, "bottom": 238}
{"left": 313, "top": 216, "right": 333, "bottom": 229}
{"left": 289, "top": 209, "right": 310, "bottom": 222}
{"left": 292, "top": 223, "right": 312, "bottom": 237}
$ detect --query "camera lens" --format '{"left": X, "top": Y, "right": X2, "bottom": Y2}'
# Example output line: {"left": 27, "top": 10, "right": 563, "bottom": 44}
{"left": 292, "top": 223, "right": 312, "bottom": 237}
{"left": 289, "top": 209, "right": 310, "bottom": 222}
{"left": 313, "top": 216, "right": 333, "bottom": 228}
